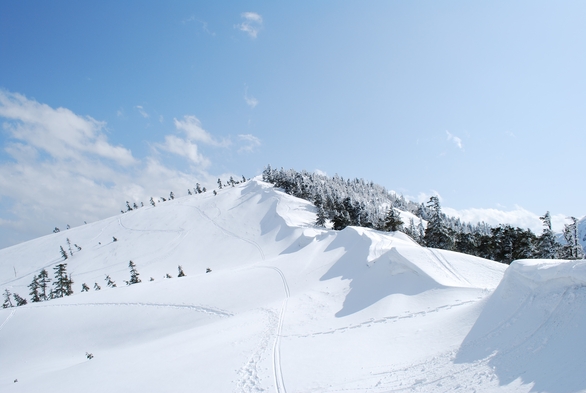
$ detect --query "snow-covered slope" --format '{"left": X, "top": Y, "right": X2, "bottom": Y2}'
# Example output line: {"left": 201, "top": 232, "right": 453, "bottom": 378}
{"left": 0, "top": 179, "right": 584, "bottom": 392}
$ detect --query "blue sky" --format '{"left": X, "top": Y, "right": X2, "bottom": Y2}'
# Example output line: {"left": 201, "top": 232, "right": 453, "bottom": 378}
{"left": 1, "top": 1, "right": 585, "bottom": 248}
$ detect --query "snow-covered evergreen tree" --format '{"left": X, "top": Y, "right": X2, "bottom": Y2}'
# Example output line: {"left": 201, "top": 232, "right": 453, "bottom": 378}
{"left": 50, "top": 263, "right": 73, "bottom": 298}
{"left": 94, "top": 282, "right": 101, "bottom": 291}
{"left": 13, "top": 293, "right": 27, "bottom": 306}
{"left": 423, "top": 197, "right": 453, "bottom": 250}
{"left": 562, "top": 217, "right": 584, "bottom": 260}
{"left": 81, "top": 283, "right": 90, "bottom": 292}
{"left": 60, "top": 246, "right": 68, "bottom": 260}
{"left": 37, "top": 269, "right": 50, "bottom": 301}
{"left": 383, "top": 205, "right": 403, "bottom": 232}
{"left": 2, "top": 288, "right": 13, "bottom": 308}
{"left": 105, "top": 274, "right": 117, "bottom": 288}
{"left": 535, "top": 211, "right": 560, "bottom": 259}
{"left": 177, "top": 265, "right": 186, "bottom": 277}
{"left": 128, "top": 260, "right": 141, "bottom": 284}
{"left": 28, "top": 275, "right": 41, "bottom": 303}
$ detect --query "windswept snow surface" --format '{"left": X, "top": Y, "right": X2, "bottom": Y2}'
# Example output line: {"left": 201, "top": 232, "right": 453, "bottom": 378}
{"left": 0, "top": 179, "right": 583, "bottom": 392}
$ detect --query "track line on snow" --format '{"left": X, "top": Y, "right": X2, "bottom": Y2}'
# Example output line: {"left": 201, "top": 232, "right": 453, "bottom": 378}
{"left": 260, "top": 266, "right": 290, "bottom": 393}
{"left": 0, "top": 308, "right": 16, "bottom": 332}
{"left": 427, "top": 249, "right": 471, "bottom": 285}
{"left": 28, "top": 302, "right": 233, "bottom": 317}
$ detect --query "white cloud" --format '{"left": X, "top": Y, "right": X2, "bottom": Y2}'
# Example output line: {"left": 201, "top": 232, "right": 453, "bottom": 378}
{"left": 158, "top": 135, "right": 210, "bottom": 167}
{"left": 0, "top": 91, "right": 228, "bottom": 249}
{"left": 237, "top": 134, "right": 261, "bottom": 153}
{"left": 442, "top": 205, "right": 570, "bottom": 233}
{"left": 446, "top": 130, "right": 463, "bottom": 149}
{"left": 135, "top": 105, "right": 149, "bottom": 119}
{"left": 235, "top": 12, "right": 263, "bottom": 38}
{"left": 244, "top": 88, "right": 259, "bottom": 109}
{"left": 173, "top": 115, "right": 229, "bottom": 147}
{"left": 314, "top": 169, "right": 327, "bottom": 177}
{"left": 416, "top": 190, "right": 442, "bottom": 204}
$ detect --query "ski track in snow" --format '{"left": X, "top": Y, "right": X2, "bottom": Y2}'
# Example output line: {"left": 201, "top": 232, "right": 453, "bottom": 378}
{"left": 27, "top": 302, "right": 233, "bottom": 317}
{"left": 427, "top": 249, "right": 471, "bottom": 286}
{"left": 0, "top": 308, "right": 16, "bottom": 331}
{"left": 189, "top": 199, "right": 291, "bottom": 393}
{"left": 286, "top": 299, "right": 480, "bottom": 338}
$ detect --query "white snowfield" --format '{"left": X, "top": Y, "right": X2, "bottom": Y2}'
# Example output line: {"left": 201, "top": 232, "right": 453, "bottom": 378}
{"left": 0, "top": 179, "right": 584, "bottom": 392}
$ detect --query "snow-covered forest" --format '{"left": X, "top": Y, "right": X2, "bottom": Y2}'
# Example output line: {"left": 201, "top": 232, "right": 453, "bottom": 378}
{"left": 262, "top": 166, "right": 584, "bottom": 264}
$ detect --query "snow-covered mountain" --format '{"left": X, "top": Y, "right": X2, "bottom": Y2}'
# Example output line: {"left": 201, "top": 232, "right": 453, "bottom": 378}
{"left": 1, "top": 179, "right": 585, "bottom": 392}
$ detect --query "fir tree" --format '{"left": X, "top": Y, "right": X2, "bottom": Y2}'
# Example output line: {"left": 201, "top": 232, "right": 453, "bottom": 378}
{"left": 94, "top": 282, "right": 101, "bottom": 291}
{"left": 188, "top": 189, "right": 192, "bottom": 195}
{"left": 67, "top": 238, "right": 73, "bottom": 256}
{"left": 126, "top": 201, "right": 133, "bottom": 211}
{"left": 562, "top": 217, "right": 584, "bottom": 259}
{"left": 50, "top": 263, "right": 73, "bottom": 298}
{"left": 535, "top": 211, "right": 560, "bottom": 259}
{"left": 217, "top": 178, "right": 223, "bottom": 189}
{"left": 150, "top": 197, "right": 156, "bottom": 207}
{"left": 169, "top": 191, "right": 175, "bottom": 200}
{"left": 37, "top": 269, "right": 50, "bottom": 301}
{"left": 195, "top": 183, "right": 202, "bottom": 193}
{"left": 316, "top": 205, "right": 327, "bottom": 227}
{"left": 81, "top": 283, "right": 90, "bottom": 292}
{"left": 423, "top": 196, "right": 453, "bottom": 250}
{"left": 128, "top": 261, "right": 141, "bottom": 284}
{"left": 2, "top": 288, "right": 13, "bottom": 308}
{"left": 13, "top": 293, "right": 27, "bottom": 306}
{"left": 28, "top": 275, "right": 41, "bottom": 303}
{"left": 60, "top": 246, "right": 68, "bottom": 260}
{"left": 105, "top": 275, "right": 117, "bottom": 288}
{"left": 383, "top": 205, "right": 404, "bottom": 232}
{"left": 177, "top": 265, "right": 186, "bottom": 277}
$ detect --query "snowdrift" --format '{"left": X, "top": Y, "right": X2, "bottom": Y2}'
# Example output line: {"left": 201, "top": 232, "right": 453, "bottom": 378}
{"left": 0, "top": 179, "right": 583, "bottom": 392}
{"left": 457, "top": 259, "right": 586, "bottom": 392}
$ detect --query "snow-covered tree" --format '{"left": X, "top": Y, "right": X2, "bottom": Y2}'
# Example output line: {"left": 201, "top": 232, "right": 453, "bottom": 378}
{"left": 13, "top": 293, "right": 27, "bottom": 306}
{"left": 177, "top": 265, "right": 186, "bottom": 277}
{"left": 383, "top": 205, "right": 403, "bottom": 232}
{"left": 150, "top": 197, "right": 156, "bottom": 207}
{"left": 423, "top": 196, "right": 453, "bottom": 250}
{"left": 535, "top": 211, "right": 560, "bottom": 259}
{"left": 37, "top": 269, "right": 50, "bottom": 301}
{"left": 81, "top": 283, "right": 90, "bottom": 292}
{"left": 50, "top": 263, "right": 73, "bottom": 298}
{"left": 94, "top": 282, "right": 101, "bottom": 291}
{"left": 60, "top": 246, "right": 68, "bottom": 260}
{"left": 128, "top": 261, "right": 141, "bottom": 284}
{"left": 28, "top": 275, "right": 41, "bottom": 303}
{"left": 105, "top": 275, "right": 117, "bottom": 288}
{"left": 2, "top": 289, "right": 13, "bottom": 308}
{"left": 562, "top": 217, "right": 584, "bottom": 260}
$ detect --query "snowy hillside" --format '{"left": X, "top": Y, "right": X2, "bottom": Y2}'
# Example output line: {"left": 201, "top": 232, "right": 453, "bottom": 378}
{"left": 1, "top": 179, "right": 585, "bottom": 392}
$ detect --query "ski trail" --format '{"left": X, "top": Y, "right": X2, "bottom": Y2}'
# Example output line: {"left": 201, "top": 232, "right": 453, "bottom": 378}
{"left": 0, "top": 308, "right": 16, "bottom": 332}
{"left": 192, "top": 204, "right": 265, "bottom": 261}
{"left": 427, "top": 248, "right": 470, "bottom": 285}
{"left": 265, "top": 266, "right": 290, "bottom": 393}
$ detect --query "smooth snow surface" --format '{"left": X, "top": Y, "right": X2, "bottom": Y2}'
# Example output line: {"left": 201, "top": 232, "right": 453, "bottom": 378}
{"left": 0, "top": 180, "right": 583, "bottom": 392}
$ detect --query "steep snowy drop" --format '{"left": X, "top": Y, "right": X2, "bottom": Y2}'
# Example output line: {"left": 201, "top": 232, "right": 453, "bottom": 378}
{"left": 0, "top": 179, "right": 583, "bottom": 392}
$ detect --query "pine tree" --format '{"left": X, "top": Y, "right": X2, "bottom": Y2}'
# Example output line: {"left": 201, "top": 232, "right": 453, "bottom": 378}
{"left": 126, "top": 201, "right": 133, "bottom": 211}
{"left": 128, "top": 261, "right": 141, "bottom": 284}
{"left": 13, "top": 293, "right": 27, "bottom": 306}
{"left": 177, "top": 265, "right": 186, "bottom": 277}
{"left": 60, "top": 246, "right": 68, "bottom": 260}
{"left": 383, "top": 205, "right": 404, "bottom": 232}
{"left": 105, "top": 275, "right": 117, "bottom": 288}
{"left": 217, "top": 178, "right": 223, "bottom": 189}
{"left": 94, "top": 282, "right": 101, "bottom": 291}
{"left": 562, "top": 217, "right": 584, "bottom": 259}
{"left": 67, "top": 238, "right": 73, "bottom": 256}
{"left": 81, "top": 283, "right": 90, "bottom": 292}
{"left": 536, "top": 211, "right": 560, "bottom": 259}
{"left": 170, "top": 192, "right": 175, "bottom": 200}
{"left": 195, "top": 183, "right": 202, "bottom": 193}
{"left": 50, "top": 263, "right": 73, "bottom": 298}
{"left": 2, "top": 288, "right": 13, "bottom": 308}
{"left": 423, "top": 196, "right": 453, "bottom": 250}
{"left": 316, "top": 206, "right": 327, "bottom": 227}
{"left": 28, "top": 274, "right": 41, "bottom": 303}
{"left": 150, "top": 197, "right": 156, "bottom": 207}
{"left": 188, "top": 189, "right": 192, "bottom": 195}
{"left": 37, "top": 269, "right": 50, "bottom": 301}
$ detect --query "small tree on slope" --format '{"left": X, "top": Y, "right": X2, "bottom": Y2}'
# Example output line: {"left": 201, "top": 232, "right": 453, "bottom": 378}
{"left": 383, "top": 205, "right": 404, "bottom": 232}
{"left": 535, "top": 211, "right": 560, "bottom": 259}
{"left": 128, "top": 261, "right": 141, "bottom": 284}
{"left": 423, "top": 196, "right": 453, "bottom": 250}
{"left": 2, "top": 289, "right": 13, "bottom": 308}
{"left": 50, "top": 263, "right": 73, "bottom": 298}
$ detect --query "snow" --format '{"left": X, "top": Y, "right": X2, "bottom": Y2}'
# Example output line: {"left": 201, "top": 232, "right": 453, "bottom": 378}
{"left": 0, "top": 179, "right": 584, "bottom": 392}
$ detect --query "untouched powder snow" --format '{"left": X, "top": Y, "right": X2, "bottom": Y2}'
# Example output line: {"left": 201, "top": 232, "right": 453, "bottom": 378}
{"left": 0, "top": 179, "right": 583, "bottom": 392}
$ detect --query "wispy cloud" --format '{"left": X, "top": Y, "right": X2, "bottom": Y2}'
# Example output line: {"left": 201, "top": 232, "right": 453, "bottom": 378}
{"left": 238, "top": 134, "right": 261, "bottom": 153}
{"left": 446, "top": 130, "right": 463, "bottom": 149}
{"left": 135, "top": 105, "right": 149, "bottom": 119}
{"left": 183, "top": 15, "right": 216, "bottom": 36}
{"left": 244, "top": 86, "right": 258, "bottom": 108}
{"left": 235, "top": 12, "right": 263, "bottom": 39}
{"left": 173, "top": 115, "right": 229, "bottom": 147}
